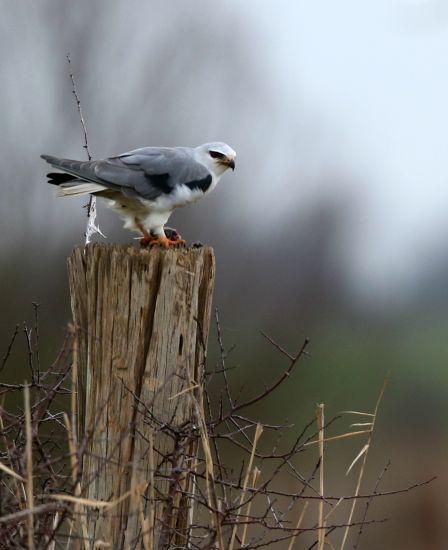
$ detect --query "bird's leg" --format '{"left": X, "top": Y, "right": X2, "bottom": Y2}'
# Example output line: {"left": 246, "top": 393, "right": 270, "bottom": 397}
{"left": 137, "top": 221, "right": 154, "bottom": 247}
{"left": 147, "top": 227, "right": 186, "bottom": 247}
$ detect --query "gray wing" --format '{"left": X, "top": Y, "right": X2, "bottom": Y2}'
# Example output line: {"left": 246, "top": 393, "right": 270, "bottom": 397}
{"left": 41, "top": 147, "right": 212, "bottom": 201}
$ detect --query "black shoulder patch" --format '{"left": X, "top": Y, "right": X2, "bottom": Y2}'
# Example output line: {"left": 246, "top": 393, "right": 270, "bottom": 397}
{"left": 146, "top": 173, "right": 172, "bottom": 194}
{"left": 185, "top": 174, "right": 213, "bottom": 193}
{"left": 47, "top": 172, "right": 77, "bottom": 186}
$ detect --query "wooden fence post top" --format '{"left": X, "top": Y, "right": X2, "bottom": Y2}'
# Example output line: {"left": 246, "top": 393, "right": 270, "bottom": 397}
{"left": 70, "top": 242, "right": 215, "bottom": 261}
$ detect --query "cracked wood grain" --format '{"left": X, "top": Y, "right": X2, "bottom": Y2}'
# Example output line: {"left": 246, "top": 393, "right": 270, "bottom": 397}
{"left": 68, "top": 244, "right": 215, "bottom": 548}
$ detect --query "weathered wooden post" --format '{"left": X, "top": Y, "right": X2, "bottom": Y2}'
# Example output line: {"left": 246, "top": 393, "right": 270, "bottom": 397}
{"left": 68, "top": 244, "right": 215, "bottom": 548}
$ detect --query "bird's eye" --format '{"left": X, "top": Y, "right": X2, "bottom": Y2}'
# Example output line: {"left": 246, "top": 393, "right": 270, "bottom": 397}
{"left": 209, "top": 151, "right": 225, "bottom": 159}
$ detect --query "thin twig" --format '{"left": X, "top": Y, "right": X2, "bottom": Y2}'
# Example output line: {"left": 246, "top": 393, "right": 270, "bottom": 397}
{"left": 32, "top": 303, "right": 41, "bottom": 384}
{"left": 0, "top": 324, "right": 19, "bottom": 372}
{"left": 23, "top": 323, "right": 35, "bottom": 385}
{"left": 66, "top": 53, "right": 104, "bottom": 244}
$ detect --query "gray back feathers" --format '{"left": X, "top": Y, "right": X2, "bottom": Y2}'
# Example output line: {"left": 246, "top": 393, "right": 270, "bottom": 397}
{"left": 42, "top": 146, "right": 212, "bottom": 201}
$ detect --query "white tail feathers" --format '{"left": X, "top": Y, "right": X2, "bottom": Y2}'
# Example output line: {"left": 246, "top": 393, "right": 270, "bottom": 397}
{"left": 56, "top": 183, "right": 107, "bottom": 197}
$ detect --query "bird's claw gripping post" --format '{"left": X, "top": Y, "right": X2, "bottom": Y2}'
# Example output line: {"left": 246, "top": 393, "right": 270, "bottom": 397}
{"left": 140, "top": 228, "right": 186, "bottom": 248}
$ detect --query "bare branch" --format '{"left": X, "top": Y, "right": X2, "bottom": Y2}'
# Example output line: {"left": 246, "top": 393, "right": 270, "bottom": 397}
{"left": 66, "top": 53, "right": 104, "bottom": 244}
{"left": 0, "top": 324, "right": 19, "bottom": 372}
{"left": 0, "top": 318, "right": 430, "bottom": 549}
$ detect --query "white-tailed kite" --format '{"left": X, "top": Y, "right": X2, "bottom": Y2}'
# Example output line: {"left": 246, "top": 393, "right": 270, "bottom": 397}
{"left": 41, "top": 142, "right": 236, "bottom": 246}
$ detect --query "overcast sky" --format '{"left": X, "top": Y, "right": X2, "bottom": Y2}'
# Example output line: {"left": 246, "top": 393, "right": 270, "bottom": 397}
{"left": 233, "top": 0, "right": 448, "bottom": 303}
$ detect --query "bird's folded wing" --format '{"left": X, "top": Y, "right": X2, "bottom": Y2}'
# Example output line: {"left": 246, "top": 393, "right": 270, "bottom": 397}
{"left": 42, "top": 148, "right": 212, "bottom": 201}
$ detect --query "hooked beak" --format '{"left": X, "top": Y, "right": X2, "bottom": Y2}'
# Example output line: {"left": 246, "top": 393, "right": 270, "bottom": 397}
{"left": 226, "top": 157, "right": 236, "bottom": 171}
{"left": 218, "top": 156, "right": 236, "bottom": 171}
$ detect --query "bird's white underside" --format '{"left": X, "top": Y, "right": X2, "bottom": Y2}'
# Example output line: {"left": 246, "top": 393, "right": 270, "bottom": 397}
{"left": 57, "top": 178, "right": 218, "bottom": 236}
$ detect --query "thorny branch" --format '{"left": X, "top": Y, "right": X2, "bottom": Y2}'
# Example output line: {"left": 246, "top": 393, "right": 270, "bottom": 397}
{"left": 0, "top": 311, "right": 434, "bottom": 549}
{"left": 66, "top": 53, "right": 104, "bottom": 244}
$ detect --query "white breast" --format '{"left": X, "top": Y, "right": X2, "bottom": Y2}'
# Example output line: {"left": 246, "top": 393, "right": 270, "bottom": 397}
{"left": 103, "top": 173, "right": 220, "bottom": 235}
{"left": 144, "top": 178, "right": 218, "bottom": 211}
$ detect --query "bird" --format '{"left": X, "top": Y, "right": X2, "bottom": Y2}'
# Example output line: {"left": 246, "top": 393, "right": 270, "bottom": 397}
{"left": 41, "top": 142, "right": 236, "bottom": 246}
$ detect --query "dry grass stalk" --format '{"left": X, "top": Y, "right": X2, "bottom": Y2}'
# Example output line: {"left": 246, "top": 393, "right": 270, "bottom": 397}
{"left": 69, "top": 323, "right": 78, "bottom": 448}
{"left": 49, "top": 489, "right": 136, "bottom": 509}
{"left": 303, "top": 430, "right": 371, "bottom": 447}
{"left": 287, "top": 501, "right": 309, "bottom": 550}
{"left": 64, "top": 413, "right": 89, "bottom": 550}
{"left": 317, "top": 403, "right": 325, "bottom": 550}
{"left": 24, "top": 384, "right": 34, "bottom": 550}
{"left": 63, "top": 413, "right": 79, "bottom": 549}
{"left": 147, "top": 432, "right": 155, "bottom": 549}
{"left": 139, "top": 508, "right": 151, "bottom": 550}
{"left": 339, "top": 375, "right": 389, "bottom": 550}
{"left": 169, "top": 384, "right": 200, "bottom": 400}
{"left": 240, "top": 466, "right": 261, "bottom": 547}
{"left": 322, "top": 497, "right": 344, "bottom": 528}
{"left": 0, "top": 460, "right": 25, "bottom": 482}
{"left": 186, "top": 454, "right": 199, "bottom": 550}
{"left": 194, "top": 388, "right": 225, "bottom": 549}
{"left": 124, "top": 458, "right": 147, "bottom": 549}
{"left": 228, "top": 422, "right": 264, "bottom": 550}
{"left": 346, "top": 444, "right": 369, "bottom": 477}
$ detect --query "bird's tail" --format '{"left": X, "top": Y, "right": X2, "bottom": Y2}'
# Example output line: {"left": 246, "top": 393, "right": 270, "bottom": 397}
{"left": 45, "top": 173, "right": 106, "bottom": 197}
{"left": 42, "top": 154, "right": 107, "bottom": 197}
{"left": 54, "top": 182, "right": 107, "bottom": 197}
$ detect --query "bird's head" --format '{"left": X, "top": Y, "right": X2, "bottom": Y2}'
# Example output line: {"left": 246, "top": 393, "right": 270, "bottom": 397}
{"left": 196, "top": 142, "right": 236, "bottom": 176}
